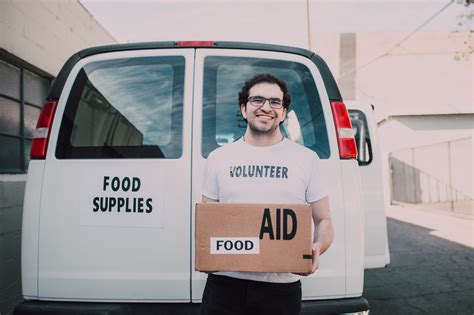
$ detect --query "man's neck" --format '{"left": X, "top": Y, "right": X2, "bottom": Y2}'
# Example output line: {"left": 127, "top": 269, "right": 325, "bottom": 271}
{"left": 243, "top": 130, "right": 284, "bottom": 147}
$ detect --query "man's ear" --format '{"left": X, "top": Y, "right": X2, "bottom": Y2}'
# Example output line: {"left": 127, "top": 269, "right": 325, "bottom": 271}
{"left": 240, "top": 104, "right": 247, "bottom": 119}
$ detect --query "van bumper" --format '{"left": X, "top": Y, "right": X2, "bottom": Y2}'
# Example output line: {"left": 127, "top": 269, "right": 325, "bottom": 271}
{"left": 302, "top": 297, "right": 369, "bottom": 314}
{"left": 14, "top": 297, "right": 369, "bottom": 315}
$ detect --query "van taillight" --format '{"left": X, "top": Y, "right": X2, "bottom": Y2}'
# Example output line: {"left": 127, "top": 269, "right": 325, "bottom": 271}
{"left": 30, "top": 100, "right": 58, "bottom": 159}
{"left": 330, "top": 101, "right": 357, "bottom": 159}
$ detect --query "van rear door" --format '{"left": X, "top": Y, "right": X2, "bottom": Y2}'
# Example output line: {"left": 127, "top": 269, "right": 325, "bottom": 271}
{"left": 38, "top": 49, "right": 195, "bottom": 300}
{"left": 346, "top": 101, "right": 390, "bottom": 268}
{"left": 191, "top": 48, "right": 347, "bottom": 301}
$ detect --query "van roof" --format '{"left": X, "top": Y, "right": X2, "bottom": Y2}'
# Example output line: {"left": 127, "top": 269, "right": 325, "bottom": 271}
{"left": 48, "top": 41, "right": 342, "bottom": 102}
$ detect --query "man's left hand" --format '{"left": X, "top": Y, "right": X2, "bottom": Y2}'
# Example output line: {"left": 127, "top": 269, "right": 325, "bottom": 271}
{"left": 295, "top": 242, "right": 321, "bottom": 276}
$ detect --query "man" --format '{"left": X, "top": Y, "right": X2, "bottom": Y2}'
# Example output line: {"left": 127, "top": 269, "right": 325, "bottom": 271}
{"left": 200, "top": 73, "right": 333, "bottom": 315}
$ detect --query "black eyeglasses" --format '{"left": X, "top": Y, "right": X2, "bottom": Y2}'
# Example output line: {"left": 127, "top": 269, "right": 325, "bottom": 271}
{"left": 247, "top": 96, "right": 283, "bottom": 109}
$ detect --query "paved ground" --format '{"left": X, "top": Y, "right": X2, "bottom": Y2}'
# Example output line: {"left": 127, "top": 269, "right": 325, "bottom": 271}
{"left": 363, "top": 205, "right": 474, "bottom": 314}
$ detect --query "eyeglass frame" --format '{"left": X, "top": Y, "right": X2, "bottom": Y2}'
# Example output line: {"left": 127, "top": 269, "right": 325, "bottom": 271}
{"left": 246, "top": 96, "right": 284, "bottom": 109}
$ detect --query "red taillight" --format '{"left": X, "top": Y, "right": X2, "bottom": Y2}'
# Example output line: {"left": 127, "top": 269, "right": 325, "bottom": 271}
{"left": 30, "top": 100, "right": 58, "bottom": 159}
{"left": 330, "top": 101, "right": 357, "bottom": 159}
{"left": 175, "top": 41, "right": 216, "bottom": 47}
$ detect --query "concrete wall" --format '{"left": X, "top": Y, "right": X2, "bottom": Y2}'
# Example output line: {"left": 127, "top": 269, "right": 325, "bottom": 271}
{"left": 355, "top": 31, "right": 472, "bottom": 122}
{"left": 309, "top": 29, "right": 471, "bottom": 122}
{"left": 0, "top": 0, "right": 116, "bottom": 76}
{"left": 0, "top": 175, "right": 25, "bottom": 315}
{"left": 0, "top": 1, "right": 116, "bottom": 314}
{"left": 378, "top": 114, "right": 473, "bottom": 210}
{"left": 338, "top": 33, "right": 357, "bottom": 100}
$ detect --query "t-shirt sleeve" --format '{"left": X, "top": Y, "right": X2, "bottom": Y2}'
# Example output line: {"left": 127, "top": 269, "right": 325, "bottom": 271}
{"left": 305, "top": 153, "right": 329, "bottom": 203}
{"left": 202, "top": 151, "right": 219, "bottom": 200}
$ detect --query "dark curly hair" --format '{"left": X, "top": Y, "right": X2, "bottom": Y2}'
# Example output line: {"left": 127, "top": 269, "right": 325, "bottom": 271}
{"left": 238, "top": 73, "right": 291, "bottom": 110}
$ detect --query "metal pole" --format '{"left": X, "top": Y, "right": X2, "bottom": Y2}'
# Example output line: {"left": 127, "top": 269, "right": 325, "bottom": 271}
{"left": 20, "top": 68, "right": 25, "bottom": 171}
{"left": 448, "top": 141, "right": 454, "bottom": 212}
{"left": 436, "top": 179, "right": 440, "bottom": 203}
{"left": 428, "top": 174, "right": 432, "bottom": 203}
{"left": 412, "top": 148, "right": 417, "bottom": 203}
{"left": 389, "top": 153, "right": 394, "bottom": 204}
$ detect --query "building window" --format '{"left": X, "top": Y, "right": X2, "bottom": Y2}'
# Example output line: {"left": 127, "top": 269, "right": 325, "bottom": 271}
{"left": 0, "top": 58, "right": 52, "bottom": 173}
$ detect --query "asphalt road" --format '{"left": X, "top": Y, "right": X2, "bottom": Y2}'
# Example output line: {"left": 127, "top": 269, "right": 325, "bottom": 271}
{"left": 363, "top": 215, "right": 474, "bottom": 314}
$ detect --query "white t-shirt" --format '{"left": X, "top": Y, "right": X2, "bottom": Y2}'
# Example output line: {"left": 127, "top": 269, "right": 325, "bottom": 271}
{"left": 202, "top": 137, "right": 328, "bottom": 283}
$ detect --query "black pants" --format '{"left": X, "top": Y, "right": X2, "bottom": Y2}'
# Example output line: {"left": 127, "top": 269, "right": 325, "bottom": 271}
{"left": 200, "top": 274, "right": 302, "bottom": 315}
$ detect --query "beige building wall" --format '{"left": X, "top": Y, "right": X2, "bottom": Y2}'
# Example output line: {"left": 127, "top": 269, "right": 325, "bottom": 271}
{"left": 0, "top": 1, "right": 116, "bottom": 314}
{"left": 310, "top": 32, "right": 341, "bottom": 83}
{"left": 355, "top": 31, "right": 472, "bottom": 121}
{"left": 0, "top": 0, "right": 116, "bottom": 76}
{"left": 311, "top": 30, "right": 472, "bottom": 120}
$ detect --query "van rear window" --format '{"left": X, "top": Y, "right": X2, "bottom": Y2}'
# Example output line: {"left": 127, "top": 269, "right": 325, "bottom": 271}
{"left": 201, "top": 56, "right": 329, "bottom": 159}
{"left": 56, "top": 56, "right": 185, "bottom": 159}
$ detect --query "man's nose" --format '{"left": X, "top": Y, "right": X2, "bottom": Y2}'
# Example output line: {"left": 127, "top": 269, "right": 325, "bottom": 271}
{"left": 260, "top": 99, "right": 272, "bottom": 111}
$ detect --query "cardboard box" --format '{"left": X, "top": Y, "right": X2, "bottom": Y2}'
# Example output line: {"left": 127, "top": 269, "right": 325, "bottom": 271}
{"left": 195, "top": 203, "right": 313, "bottom": 273}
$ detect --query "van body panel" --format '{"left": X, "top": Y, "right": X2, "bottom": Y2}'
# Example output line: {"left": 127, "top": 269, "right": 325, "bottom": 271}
{"left": 346, "top": 101, "right": 390, "bottom": 269}
{"left": 340, "top": 160, "right": 365, "bottom": 295}
{"left": 190, "top": 48, "right": 350, "bottom": 301}
{"left": 21, "top": 161, "right": 46, "bottom": 298}
{"left": 37, "top": 49, "right": 195, "bottom": 300}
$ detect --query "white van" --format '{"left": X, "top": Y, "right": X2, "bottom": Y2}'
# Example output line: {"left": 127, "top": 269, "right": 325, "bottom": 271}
{"left": 15, "top": 41, "right": 389, "bottom": 314}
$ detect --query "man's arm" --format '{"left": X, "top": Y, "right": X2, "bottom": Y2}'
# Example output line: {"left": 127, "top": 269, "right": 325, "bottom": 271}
{"left": 311, "top": 196, "right": 333, "bottom": 255}
{"left": 299, "top": 196, "right": 333, "bottom": 276}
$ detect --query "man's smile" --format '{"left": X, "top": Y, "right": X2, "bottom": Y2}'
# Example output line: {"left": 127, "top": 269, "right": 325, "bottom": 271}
{"left": 256, "top": 113, "right": 275, "bottom": 120}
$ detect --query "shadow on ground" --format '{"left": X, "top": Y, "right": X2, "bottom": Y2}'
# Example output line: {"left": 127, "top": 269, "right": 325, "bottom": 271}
{"left": 363, "top": 218, "right": 474, "bottom": 314}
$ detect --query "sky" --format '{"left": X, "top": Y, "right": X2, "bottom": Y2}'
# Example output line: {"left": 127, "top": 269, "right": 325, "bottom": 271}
{"left": 80, "top": 0, "right": 472, "bottom": 43}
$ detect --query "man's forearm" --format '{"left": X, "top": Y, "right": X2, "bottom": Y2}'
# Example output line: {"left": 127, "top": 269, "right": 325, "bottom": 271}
{"left": 310, "top": 197, "right": 333, "bottom": 255}
{"left": 313, "top": 218, "right": 334, "bottom": 255}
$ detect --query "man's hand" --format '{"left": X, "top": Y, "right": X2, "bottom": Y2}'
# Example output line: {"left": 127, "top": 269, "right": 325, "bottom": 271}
{"left": 295, "top": 242, "right": 322, "bottom": 276}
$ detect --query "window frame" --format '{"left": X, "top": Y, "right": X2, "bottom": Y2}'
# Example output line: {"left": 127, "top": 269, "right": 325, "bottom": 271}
{"left": 200, "top": 55, "right": 331, "bottom": 159}
{"left": 55, "top": 55, "right": 187, "bottom": 160}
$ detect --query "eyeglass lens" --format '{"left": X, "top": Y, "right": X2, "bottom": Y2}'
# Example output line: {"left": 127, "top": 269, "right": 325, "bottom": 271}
{"left": 248, "top": 96, "right": 282, "bottom": 108}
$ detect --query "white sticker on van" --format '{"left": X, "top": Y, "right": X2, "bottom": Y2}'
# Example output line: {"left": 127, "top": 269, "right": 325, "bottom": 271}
{"left": 80, "top": 175, "right": 162, "bottom": 228}
{"left": 210, "top": 237, "right": 260, "bottom": 254}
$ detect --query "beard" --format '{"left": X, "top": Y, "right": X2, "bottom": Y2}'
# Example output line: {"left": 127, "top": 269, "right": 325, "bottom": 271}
{"left": 247, "top": 119, "right": 281, "bottom": 136}
{"left": 246, "top": 112, "right": 282, "bottom": 137}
